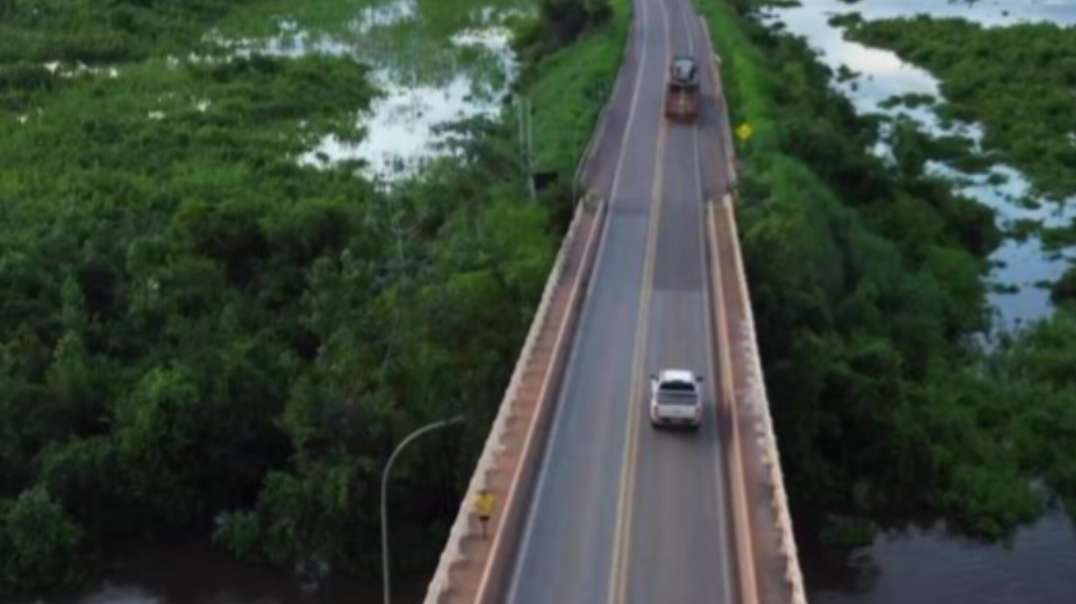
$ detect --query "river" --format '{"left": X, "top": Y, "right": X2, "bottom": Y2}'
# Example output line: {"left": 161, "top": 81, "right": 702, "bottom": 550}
{"left": 760, "top": 1, "right": 1076, "bottom": 602}
{"left": 798, "top": 509, "right": 1076, "bottom": 604}
{"left": 26, "top": 543, "right": 422, "bottom": 604}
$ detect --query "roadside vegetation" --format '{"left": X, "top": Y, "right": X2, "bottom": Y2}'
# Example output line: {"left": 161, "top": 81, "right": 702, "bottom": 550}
{"left": 0, "top": 0, "right": 622, "bottom": 597}
{"left": 699, "top": 0, "right": 1076, "bottom": 546}
{"left": 0, "top": 0, "right": 257, "bottom": 66}
{"left": 515, "top": 0, "right": 623, "bottom": 171}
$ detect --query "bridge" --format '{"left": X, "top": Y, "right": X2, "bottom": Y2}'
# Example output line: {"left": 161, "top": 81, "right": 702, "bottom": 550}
{"left": 424, "top": 0, "right": 806, "bottom": 602}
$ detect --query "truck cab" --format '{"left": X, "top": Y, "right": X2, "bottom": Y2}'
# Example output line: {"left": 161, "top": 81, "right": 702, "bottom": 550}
{"left": 664, "top": 56, "right": 700, "bottom": 122}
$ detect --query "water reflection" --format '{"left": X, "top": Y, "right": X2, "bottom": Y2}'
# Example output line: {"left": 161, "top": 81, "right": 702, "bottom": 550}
{"left": 354, "top": 0, "right": 418, "bottom": 35}
{"left": 932, "top": 162, "right": 1076, "bottom": 325}
{"left": 27, "top": 543, "right": 420, "bottom": 604}
{"left": 299, "top": 24, "right": 518, "bottom": 181}
{"left": 814, "top": 0, "right": 1076, "bottom": 28}
{"left": 762, "top": 0, "right": 1076, "bottom": 328}
{"left": 207, "top": 0, "right": 526, "bottom": 182}
{"left": 804, "top": 510, "right": 1076, "bottom": 604}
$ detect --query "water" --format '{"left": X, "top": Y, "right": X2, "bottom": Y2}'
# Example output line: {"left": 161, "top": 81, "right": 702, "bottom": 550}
{"left": 299, "top": 25, "right": 518, "bottom": 181}
{"left": 934, "top": 162, "right": 1076, "bottom": 325}
{"left": 22, "top": 543, "right": 422, "bottom": 604}
{"left": 760, "top": 0, "right": 1076, "bottom": 330}
{"left": 760, "top": 1, "right": 1076, "bottom": 601}
{"left": 800, "top": 0, "right": 1076, "bottom": 27}
{"left": 205, "top": 0, "right": 525, "bottom": 182}
{"left": 802, "top": 510, "right": 1076, "bottom": 604}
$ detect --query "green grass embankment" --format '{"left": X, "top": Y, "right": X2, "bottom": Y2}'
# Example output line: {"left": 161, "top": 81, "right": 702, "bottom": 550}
{"left": 522, "top": 0, "right": 630, "bottom": 177}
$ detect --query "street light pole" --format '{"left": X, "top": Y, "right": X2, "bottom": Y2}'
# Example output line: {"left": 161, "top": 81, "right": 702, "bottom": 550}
{"left": 381, "top": 415, "right": 465, "bottom": 604}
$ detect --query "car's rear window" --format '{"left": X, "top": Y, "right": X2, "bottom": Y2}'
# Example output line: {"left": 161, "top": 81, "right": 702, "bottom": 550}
{"left": 671, "top": 59, "right": 697, "bottom": 82}
{"left": 661, "top": 381, "right": 694, "bottom": 391}
{"left": 658, "top": 381, "right": 697, "bottom": 404}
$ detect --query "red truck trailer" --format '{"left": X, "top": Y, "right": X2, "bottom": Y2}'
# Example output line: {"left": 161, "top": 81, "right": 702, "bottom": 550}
{"left": 664, "top": 55, "right": 699, "bottom": 122}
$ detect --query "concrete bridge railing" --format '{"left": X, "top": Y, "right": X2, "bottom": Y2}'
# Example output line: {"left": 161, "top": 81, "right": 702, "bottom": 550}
{"left": 425, "top": 11, "right": 631, "bottom": 600}
{"left": 700, "top": 15, "right": 808, "bottom": 604}
{"left": 709, "top": 194, "right": 808, "bottom": 604}
{"left": 423, "top": 195, "right": 607, "bottom": 603}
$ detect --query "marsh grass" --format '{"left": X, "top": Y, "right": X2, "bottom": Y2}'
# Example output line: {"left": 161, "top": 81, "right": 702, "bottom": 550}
{"left": 204, "top": 0, "right": 539, "bottom": 179}
{"left": 522, "top": 0, "right": 629, "bottom": 177}
{"left": 842, "top": 17, "right": 1076, "bottom": 202}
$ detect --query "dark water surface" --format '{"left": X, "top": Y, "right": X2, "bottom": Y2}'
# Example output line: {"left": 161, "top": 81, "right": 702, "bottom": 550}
{"left": 801, "top": 510, "right": 1076, "bottom": 604}
{"left": 26, "top": 543, "right": 422, "bottom": 604}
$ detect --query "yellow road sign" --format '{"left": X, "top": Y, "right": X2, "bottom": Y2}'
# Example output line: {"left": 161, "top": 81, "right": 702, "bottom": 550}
{"left": 736, "top": 123, "right": 754, "bottom": 142}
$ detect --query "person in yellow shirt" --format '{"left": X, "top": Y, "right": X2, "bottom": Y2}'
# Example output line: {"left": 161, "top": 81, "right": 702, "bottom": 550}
{"left": 474, "top": 489, "right": 495, "bottom": 538}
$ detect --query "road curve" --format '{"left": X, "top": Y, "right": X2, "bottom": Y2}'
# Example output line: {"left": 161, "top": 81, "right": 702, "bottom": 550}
{"left": 506, "top": 0, "right": 737, "bottom": 602}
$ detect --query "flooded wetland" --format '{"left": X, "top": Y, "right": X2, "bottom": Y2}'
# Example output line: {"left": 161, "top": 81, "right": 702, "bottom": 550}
{"left": 759, "top": 1, "right": 1076, "bottom": 602}
{"left": 207, "top": 0, "right": 529, "bottom": 181}
{"left": 764, "top": 0, "right": 1076, "bottom": 330}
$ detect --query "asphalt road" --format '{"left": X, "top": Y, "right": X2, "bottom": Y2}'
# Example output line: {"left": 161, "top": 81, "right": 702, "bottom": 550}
{"left": 505, "top": 0, "right": 736, "bottom": 602}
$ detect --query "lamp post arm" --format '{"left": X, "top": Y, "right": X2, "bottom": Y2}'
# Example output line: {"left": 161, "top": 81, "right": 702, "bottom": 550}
{"left": 381, "top": 415, "right": 465, "bottom": 604}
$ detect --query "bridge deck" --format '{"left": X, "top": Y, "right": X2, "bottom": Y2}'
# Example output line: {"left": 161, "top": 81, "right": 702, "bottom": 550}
{"left": 426, "top": 1, "right": 807, "bottom": 602}
{"left": 506, "top": 0, "right": 740, "bottom": 602}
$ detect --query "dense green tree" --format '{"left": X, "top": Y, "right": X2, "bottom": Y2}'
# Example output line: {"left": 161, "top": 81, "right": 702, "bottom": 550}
{"left": 1050, "top": 266, "right": 1076, "bottom": 304}
{"left": 515, "top": 0, "right": 613, "bottom": 60}
{"left": 0, "top": 486, "right": 83, "bottom": 594}
{"left": 540, "top": 0, "right": 611, "bottom": 43}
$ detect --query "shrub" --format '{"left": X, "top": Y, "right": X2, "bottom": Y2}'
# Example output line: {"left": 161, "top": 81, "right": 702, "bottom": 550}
{"left": 0, "top": 486, "right": 83, "bottom": 594}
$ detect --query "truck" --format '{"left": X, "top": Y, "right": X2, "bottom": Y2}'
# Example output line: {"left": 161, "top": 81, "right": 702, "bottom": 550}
{"left": 664, "top": 55, "right": 699, "bottom": 122}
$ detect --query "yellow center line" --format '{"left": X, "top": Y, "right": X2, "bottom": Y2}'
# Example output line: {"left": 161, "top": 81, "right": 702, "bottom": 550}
{"left": 609, "top": 122, "right": 666, "bottom": 604}
{"left": 607, "top": 0, "right": 674, "bottom": 602}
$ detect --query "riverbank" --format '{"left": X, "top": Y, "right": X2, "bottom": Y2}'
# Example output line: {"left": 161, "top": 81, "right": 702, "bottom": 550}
{"left": 697, "top": 0, "right": 1076, "bottom": 578}
{"left": 0, "top": 0, "right": 627, "bottom": 599}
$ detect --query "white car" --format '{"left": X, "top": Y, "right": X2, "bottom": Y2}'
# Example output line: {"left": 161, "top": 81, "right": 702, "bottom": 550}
{"left": 649, "top": 369, "right": 703, "bottom": 428}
